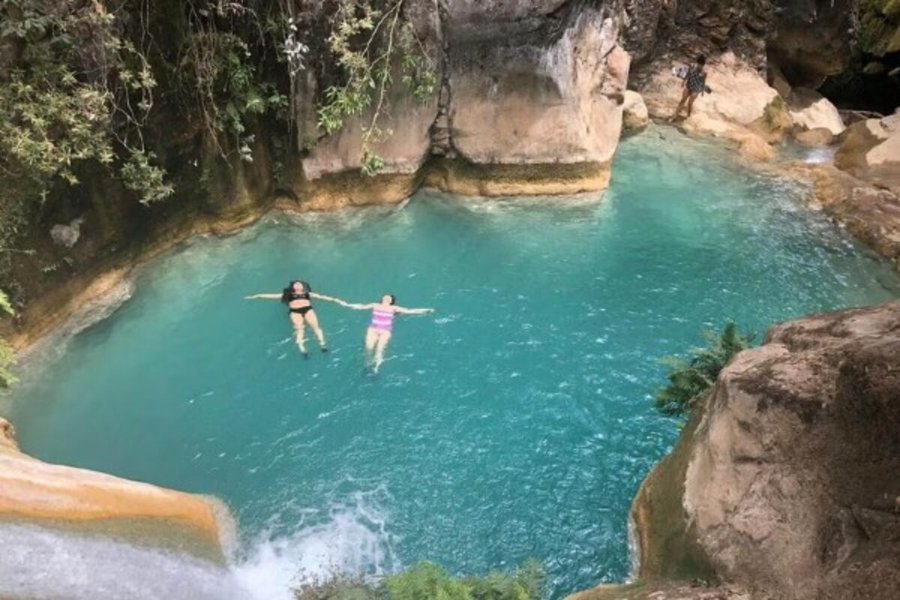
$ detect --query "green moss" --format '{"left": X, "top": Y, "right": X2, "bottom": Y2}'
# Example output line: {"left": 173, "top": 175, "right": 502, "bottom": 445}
{"left": 632, "top": 403, "right": 717, "bottom": 581}
{"left": 860, "top": 0, "right": 900, "bottom": 55}
{"left": 762, "top": 95, "right": 791, "bottom": 133}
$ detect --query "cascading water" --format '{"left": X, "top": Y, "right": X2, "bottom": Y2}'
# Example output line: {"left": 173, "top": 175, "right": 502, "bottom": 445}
{"left": 4, "top": 127, "right": 899, "bottom": 600}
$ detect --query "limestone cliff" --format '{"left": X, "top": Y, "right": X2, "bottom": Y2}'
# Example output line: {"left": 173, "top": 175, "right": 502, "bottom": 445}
{"left": 0, "top": 416, "right": 227, "bottom": 562}
{"left": 574, "top": 300, "right": 900, "bottom": 600}
{"left": 301, "top": 0, "right": 630, "bottom": 196}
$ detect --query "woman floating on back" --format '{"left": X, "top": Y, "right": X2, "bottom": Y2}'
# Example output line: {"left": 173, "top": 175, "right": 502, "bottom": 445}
{"left": 245, "top": 280, "right": 344, "bottom": 358}
{"left": 336, "top": 294, "right": 434, "bottom": 373}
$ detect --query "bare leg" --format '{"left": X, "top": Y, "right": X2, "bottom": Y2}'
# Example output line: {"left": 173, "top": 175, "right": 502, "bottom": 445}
{"left": 364, "top": 328, "right": 378, "bottom": 367}
{"left": 671, "top": 88, "right": 690, "bottom": 120}
{"left": 290, "top": 313, "right": 308, "bottom": 356}
{"left": 304, "top": 310, "right": 328, "bottom": 350}
{"left": 373, "top": 332, "right": 392, "bottom": 374}
{"left": 686, "top": 92, "right": 698, "bottom": 117}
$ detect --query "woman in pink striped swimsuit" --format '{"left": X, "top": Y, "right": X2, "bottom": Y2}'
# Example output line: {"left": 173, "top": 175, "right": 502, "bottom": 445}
{"left": 336, "top": 294, "right": 433, "bottom": 373}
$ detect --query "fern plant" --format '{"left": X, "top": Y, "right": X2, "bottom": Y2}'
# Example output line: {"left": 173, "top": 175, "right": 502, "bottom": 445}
{"left": 655, "top": 322, "right": 754, "bottom": 418}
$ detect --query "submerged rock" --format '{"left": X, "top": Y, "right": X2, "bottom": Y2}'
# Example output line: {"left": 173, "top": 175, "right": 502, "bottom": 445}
{"left": 621, "top": 300, "right": 900, "bottom": 600}
{"left": 0, "top": 416, "right": 228, "bottom": 563}
{"left": 794, "top": 127, "right": 835, "bottom": 147}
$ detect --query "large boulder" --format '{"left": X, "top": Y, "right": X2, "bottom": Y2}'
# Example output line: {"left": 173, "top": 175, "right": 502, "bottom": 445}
{"left": 835, "top": 111, "right": 900, "bottom": 195}
{"left": 629, "top": 301, "right": 900, "bottom": 600}
{"left": 642, "top": 53, "right": 778, "bottom": 126}
{"left": 640, "top": 52, "right": 785, "bottom": 159}
{"left": 788, "top": 87, "right": 845, "bottom": 135}
{"left": 622, "top": 90, "right": 650, "bottom": 131}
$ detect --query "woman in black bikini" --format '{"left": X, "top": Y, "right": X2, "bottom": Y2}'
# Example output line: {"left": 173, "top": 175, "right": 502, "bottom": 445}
{"left": 246, "top": 280, "right": 344, "bottom": 357}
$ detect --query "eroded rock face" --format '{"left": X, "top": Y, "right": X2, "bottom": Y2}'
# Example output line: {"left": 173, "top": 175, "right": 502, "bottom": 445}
{"left": 449, "top": 6, "right": 627, "bottom": 170}
{"left": 302, "top": 0, "right": 629, "bottom": 195}
{"left": 767, "top": 0, "right": 855, "bottom": 88}
{"left": 634, "top": 301, "right": 900, "bottom": 600}
{"left": 623, "top": 0, "right": 773, "bottom": 85}
{"left": 0, "top": 416, "right": 226, "bottom": 562}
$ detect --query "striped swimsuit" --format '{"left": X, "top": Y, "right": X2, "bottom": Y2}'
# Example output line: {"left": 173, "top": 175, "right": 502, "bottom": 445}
{"left": 370, "top": 307, "right": 395, "bottom": 333}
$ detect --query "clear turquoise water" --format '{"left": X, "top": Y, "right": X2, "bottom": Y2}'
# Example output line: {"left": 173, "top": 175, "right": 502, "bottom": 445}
{"left": 6, "top": 127, "right": 900, "bottom": 599}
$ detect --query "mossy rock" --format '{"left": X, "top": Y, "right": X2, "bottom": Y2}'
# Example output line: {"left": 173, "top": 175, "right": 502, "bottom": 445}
{"left": 860, "top": 0, "right": 900, "bottom": 55}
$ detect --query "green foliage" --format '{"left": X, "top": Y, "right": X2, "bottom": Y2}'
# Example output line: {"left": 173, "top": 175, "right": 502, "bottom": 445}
{"left": 387, "top": 563, "right": 471, "bottom": 600}
{"left": 462, "top": 560, "right": 545, "bottom": 600}
{"left": 859, "top": 0, "right": 900, "bottom": 55}
{"left": 0, "top": 289, "right": 13, "bottom": 318}
{"left": 655, "top": 322, "right": 754, "bottom": 418}
{"left": 317, "top": 0, "right": 437, "bottom": 176}
{"left": 0, "top": 289, "right": 16, "bottom": 389}
{"left": 121, "top": 150, "right": 174, "bottom": 205}
{"left": 293, "top": 562, "right": 544, "bottom": 600}
{"left": 0, "top": 0, "right": 171, "bottom": 211}
{"left": 178, "top": 26, "right": 287, "bottom": 158}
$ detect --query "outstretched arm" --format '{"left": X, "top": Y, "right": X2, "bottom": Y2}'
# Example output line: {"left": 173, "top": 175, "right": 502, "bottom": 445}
{"left": 394, "top": 306, "right": 434, "bottom": 315}
{"left": 245, "top": 293, "right": 282, "bottom": 300}
{"left": 310, "top": 292, "right": 345, "bottom": 304}
{"left": 309, "top": 293, "right": 373, "bottom": 310}
{"left": 340, "top": 301, "right": 377, "bottom": 310}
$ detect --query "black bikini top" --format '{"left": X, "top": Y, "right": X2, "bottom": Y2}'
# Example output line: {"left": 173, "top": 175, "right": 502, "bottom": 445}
{"left": 288, "top": 291, "right": 310, "bottom": 301}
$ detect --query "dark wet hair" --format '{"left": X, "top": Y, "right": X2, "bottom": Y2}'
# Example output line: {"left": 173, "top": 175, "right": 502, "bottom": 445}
{"left": 281, "top": 280, "right": 310, "bottom": 303}
{"left": 696, "top": 55, "right": 707, "bottom": 66}
{"left": 386, "top": 294, "right": 396, "bottom": 305}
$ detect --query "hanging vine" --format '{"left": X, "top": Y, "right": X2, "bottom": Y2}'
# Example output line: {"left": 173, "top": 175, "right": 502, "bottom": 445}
{"left": 316, "top": 0, "right": 437, "bottom": 175}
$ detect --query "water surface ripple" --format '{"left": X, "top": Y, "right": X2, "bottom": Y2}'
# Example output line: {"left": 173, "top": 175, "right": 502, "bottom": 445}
{"left": 6, "top": 127, "right": 899, "bottom": 599}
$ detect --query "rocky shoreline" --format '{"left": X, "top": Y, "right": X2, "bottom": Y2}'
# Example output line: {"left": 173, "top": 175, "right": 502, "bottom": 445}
{"left": 571, "top": 300, "right": 900, "bottom": 600}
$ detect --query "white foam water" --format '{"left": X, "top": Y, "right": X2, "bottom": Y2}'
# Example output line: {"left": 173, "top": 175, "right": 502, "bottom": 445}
{"left": 0, "top": 492, "right": 395, "bottom": 600}
{"left": 234, "top": 492, "right": 397, "bottom": 600}
{"left": 0, "top": 523, "right": 250, "bottom": 600}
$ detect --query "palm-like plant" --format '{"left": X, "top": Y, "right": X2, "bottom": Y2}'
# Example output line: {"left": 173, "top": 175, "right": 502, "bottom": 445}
{"left": 655, "top": 322, "right": 753, "bottom": 418}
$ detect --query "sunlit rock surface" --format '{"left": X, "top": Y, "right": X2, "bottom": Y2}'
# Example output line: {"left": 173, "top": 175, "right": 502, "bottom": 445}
{"left": 618, "top": 301, "right": 900, "bottom": 600}
{"left": 0, "top": 416, "right": 226, "bottom": 562}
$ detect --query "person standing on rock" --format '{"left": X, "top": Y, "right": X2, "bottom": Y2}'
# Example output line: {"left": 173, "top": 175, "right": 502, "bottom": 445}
{"left": 245, "top": 281, "right": 345, "bottom": 358}
{"left": 671, "top": 55, "right": 708, "bottom": 120}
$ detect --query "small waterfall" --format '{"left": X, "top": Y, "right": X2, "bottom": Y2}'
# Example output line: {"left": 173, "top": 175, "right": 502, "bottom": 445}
{"left": 0, "top": 523, "right": 251, "bottom": 600}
